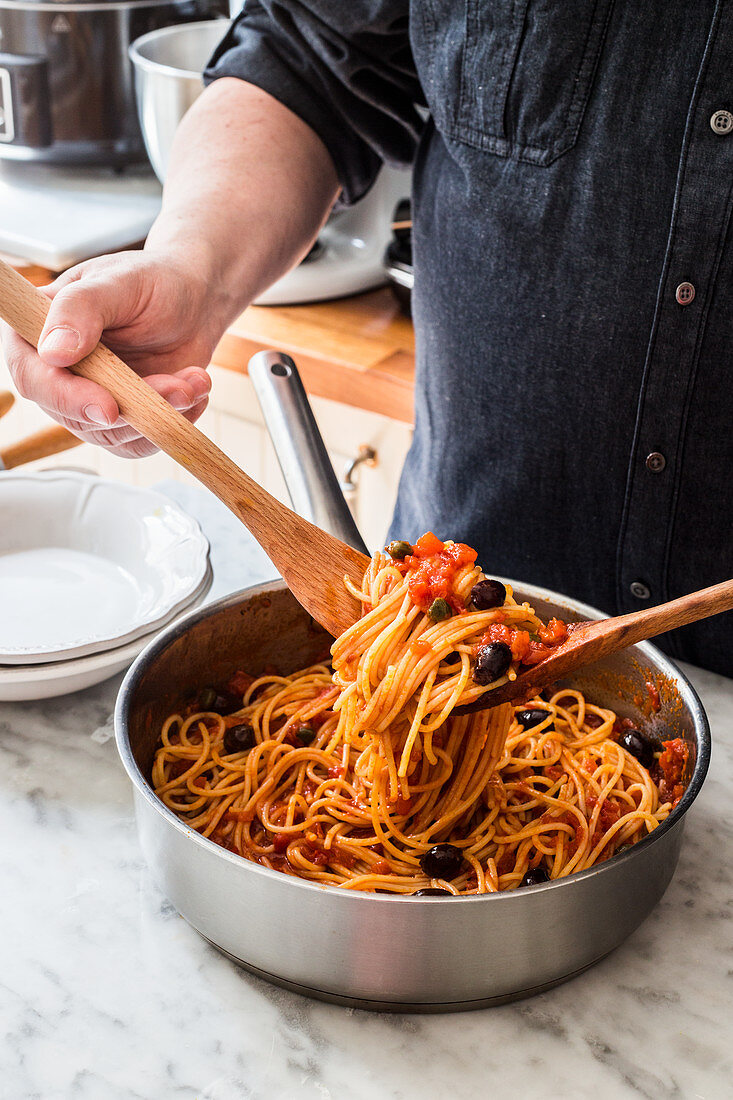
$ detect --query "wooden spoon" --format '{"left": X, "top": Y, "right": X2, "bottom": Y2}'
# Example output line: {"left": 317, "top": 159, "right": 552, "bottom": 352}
{"left": 0, "top": 257, "right": 369, "bottom": 637}
{"left": 0, "top": 390, "right": 15, "bottom": 419}
{"left": 455, "top": 577, "right": 733, "bottom": 713}
{"left": 0, "top": 423, "right": 82, "bottom": 470}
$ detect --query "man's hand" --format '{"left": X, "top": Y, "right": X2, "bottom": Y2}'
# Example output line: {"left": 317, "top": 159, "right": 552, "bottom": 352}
{"left": 0, "top": 250, "right": 217, "bottom": 458}
{"left": 0, "top": 79, "right": 339, "bottom": 459}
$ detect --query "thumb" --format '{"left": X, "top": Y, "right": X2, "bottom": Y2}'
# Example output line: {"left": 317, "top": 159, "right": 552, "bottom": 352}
{"left": 37, "top": 280, "right": 113, "bottom": 368}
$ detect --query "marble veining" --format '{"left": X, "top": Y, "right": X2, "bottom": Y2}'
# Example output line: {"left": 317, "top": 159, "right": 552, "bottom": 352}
{"left": 2, "top": 483, "right": 732, "bottom": 1100}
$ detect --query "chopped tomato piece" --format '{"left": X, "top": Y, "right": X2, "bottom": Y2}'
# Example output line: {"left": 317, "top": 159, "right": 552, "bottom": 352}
{"left": 479, "top": 616, "right": 567, "bottom": 667}
{"left": 373, "top": 858, "right": 391, "bottom": 875}
{"left": 227, "top": 670, "right": 255, "bottom": 695}
{"left": 272, "top": 833, "right": 290, "bottom": 853}
{"left": 412, "top": 531, "right": 445, "bottom": 557}
{"left": 226, "top": 808, "right": 255, "bottom": 823}
{"left": 646, "top": 681, "right": 661, "bottom": 712}
{"left": 539, "top": 618, "right": 568, "bottom": 646}
{"left": 658, "top": 738, "right": 689, "bottom": 805}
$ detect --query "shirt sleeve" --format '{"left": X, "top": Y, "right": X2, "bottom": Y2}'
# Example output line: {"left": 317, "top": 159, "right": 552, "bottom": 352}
{"left": 203, "top": 0, "right": 423, "bottom": 205}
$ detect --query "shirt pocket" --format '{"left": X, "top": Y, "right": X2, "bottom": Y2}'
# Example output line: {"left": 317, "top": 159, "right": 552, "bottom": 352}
{"left": 411, "top": 0, "right": 614, "bottom": 166}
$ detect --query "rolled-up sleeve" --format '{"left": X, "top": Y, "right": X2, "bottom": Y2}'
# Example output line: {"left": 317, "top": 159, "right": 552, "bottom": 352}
{"left": 204, "top": 0, "right": 423, "bottom": 204}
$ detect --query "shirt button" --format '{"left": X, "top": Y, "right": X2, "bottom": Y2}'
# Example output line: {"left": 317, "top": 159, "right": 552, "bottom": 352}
{"left": 710, "top": 109, "right": 733, "bottom": 135}
{"left": 675, "top": 282, "right": 695, "bottom": 305}
{"left": 630, "top": 581, "right": 651, "bottom": 600}
{"left": 645, "top": 451, "right": 666, "bottom": 473}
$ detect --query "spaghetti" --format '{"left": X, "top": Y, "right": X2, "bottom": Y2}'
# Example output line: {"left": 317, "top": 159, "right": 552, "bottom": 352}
{"left": 152, "top": 535, "right": 684, "bottom": 895}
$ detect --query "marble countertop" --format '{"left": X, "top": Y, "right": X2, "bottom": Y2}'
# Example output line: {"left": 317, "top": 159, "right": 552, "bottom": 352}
{"left": 3, "top": 483, "right": 732, "bottom": 1100}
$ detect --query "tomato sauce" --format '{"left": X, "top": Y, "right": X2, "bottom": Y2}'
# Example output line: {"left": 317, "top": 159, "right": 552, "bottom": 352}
{"left": 227, "top": 670, "right": 255, "bottom": 696}
{"left": 646, "top": 681, "right": 661, "bottom": 712}
{"left": 658, "top": 738, "right": 689, "bottom": 805}
{"left": 587, "top": 796, "right": 622, "bottom": 851}
{"left": 401, "top": 533, "right": 478, "bottom": 613}
{"left": 478, "top": 617, "right": 567, "bottom": 666}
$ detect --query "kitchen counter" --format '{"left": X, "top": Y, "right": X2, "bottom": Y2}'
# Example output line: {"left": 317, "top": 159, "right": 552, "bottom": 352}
{"left": 3, "top": 483, "right": 733, "bottom": 1100}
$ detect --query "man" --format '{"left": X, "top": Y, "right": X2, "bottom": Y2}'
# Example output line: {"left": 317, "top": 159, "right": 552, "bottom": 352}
{"left": 3, "top": 2, "right": 732, "bottom": 673}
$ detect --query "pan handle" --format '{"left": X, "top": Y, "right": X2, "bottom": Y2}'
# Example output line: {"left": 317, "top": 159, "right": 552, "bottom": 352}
{"left": 249, "top": 350, "right": 369, "bottom": 555}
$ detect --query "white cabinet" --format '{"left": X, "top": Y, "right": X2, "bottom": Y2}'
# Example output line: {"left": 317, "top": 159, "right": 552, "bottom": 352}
{"left": 0, "top": 358, "right": 412, "bottom": 552}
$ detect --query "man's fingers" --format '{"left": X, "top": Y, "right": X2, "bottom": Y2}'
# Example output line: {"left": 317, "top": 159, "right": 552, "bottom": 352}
{"left": 3, "top": 328, "right": 120, "bottom": 428}
{"left": 37, "top": 275, "right": 127, "bottom": 369}
{"left": 52, "top": 393, "right": 210, "bottom": 455}
{"left": 104, "top": 395, "right": 209, "bottom": 457}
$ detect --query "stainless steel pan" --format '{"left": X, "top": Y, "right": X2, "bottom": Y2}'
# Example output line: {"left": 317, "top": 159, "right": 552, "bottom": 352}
{"left": 114, "top": 355, "right": 710, "bottom": 1011}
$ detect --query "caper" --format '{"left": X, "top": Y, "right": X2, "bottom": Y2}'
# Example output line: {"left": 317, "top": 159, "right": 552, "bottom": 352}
{"left": 387, "top": 540, "right": 413, "bottom": 560}
{"left": 198, "top": 686, "right": 217, "bottom": 709}
{"left": 296, "top": 726, "right": 316, "bottom": 745}
{"left": 428, "top": 597, "right": 452, "bottom": 622}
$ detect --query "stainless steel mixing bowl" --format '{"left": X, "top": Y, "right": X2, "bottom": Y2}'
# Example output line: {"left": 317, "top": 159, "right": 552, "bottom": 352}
{"left": 129, "top": 18, "right": 228, "bottom": 182}
{"left": 115, "top": 578, "right": 710, "bottom": 1011}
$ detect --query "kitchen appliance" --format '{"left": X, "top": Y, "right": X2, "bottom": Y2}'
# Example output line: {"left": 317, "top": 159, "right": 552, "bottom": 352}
{"left": 0, "top": 0, "right": 227, "bottom": 166}
{"left": 114, "top": 354, "right": 710, "bottom": 1012}
{"left": 129, "top": 19, "right": 411, "bottom": 304}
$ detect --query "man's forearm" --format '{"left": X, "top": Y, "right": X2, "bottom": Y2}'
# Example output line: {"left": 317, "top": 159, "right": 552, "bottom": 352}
{"left": 145, "top": 78, "right": 340, "bottom": 332}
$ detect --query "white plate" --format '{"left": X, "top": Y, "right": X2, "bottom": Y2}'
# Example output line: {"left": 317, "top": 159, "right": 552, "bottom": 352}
{"left": 0, "top": 471, "right": 211, "bottom": 664}
{"left": 0, "top": 562, "right": 213, "bottom": 700}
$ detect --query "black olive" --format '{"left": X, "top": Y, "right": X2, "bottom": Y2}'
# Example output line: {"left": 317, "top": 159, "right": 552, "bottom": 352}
{"left": 473, "top": 641, "right": 513, "bottom": 685}
{"left": 387, "top": 540, "right": 413, "bottom": 560}
{"left": 516, "top": 708, "right": 553, "bottom": 730}
{"left": 296, "top": 725, "right": 316, "bottom": 745}
{"left": 419, "top": 843, "right": 464, "bottom": 880}
{"left": 519, "top": 867, "right": 550, "bottom": 888}
{"left": 618, "top": 728, "right": 656, "bottom": 770}
{"left": 223, "top": 724, "right": 256, "bottom": 754}
{"left": 470, "top": 579, "right": 506, "bottom": 610}
{"left": 413, "top": 888, "right": 452, "bottom": 896}
{"left": 443, "top": 651, "right": 462, "bottom": 666}
{"left": 212, "top": 692, "right": 242, "bottom": 716}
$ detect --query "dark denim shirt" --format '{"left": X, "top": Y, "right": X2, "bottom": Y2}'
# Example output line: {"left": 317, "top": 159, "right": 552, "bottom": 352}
{"left": 207, "top": 2, "right": 733, "bottom": 675}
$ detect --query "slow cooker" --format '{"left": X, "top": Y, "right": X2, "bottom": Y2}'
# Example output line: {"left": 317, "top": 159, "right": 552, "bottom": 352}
{"left": 0, "top": 0, "right": 227, "bottom": 166}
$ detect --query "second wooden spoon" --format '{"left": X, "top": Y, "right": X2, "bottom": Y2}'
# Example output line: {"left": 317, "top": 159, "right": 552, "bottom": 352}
{"left": 455, "top": 576, "right": 733, "bottom": 713}
{"left": 0, "top": 258, "right": 369, "bottom": 638}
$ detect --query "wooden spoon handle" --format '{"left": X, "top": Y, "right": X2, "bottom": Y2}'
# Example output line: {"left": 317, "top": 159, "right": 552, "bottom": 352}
{"left": 0, "top": 423, "right": 81, "bottom": 470}
{"left": 0, "top": 258, "right": 295, "bottom": 562}
{"left": 599, "top": 576, "right": 733, "bottom": 651}
{"left": 0, "top": 390, "right": 14, "bottom": 419}
{"left": 459, "top": 576, "right": 733, "bottom": 712}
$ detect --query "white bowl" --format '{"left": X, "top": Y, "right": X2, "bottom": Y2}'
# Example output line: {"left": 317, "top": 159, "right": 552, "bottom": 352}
{"left": 0, "top": 471, "right": 211, "bottom": 664}
{"left": 0, "top": 561, "right": 213, "bottom": 700}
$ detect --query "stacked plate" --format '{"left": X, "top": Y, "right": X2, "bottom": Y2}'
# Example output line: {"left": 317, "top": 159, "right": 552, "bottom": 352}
{"left": 0, "top": 471, "right": 212, "bottom": 700}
